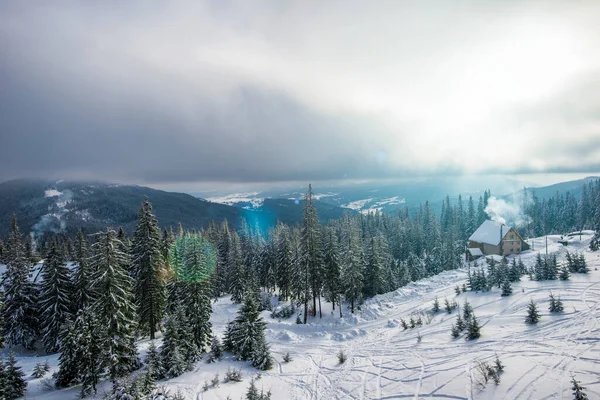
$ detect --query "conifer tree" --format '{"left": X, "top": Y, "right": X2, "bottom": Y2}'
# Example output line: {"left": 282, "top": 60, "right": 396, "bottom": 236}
{"left": 323, "top": 228, "right": 342, "bottom": 316}
{"left": 559, "top": 263, "right": 570, "bottom": 281}
{"left": 571, "top": 376, "right": 589, "bottom": 400}
{"left": 146, "top": 340, "right": 162, "bottom": 379}
{"left": 340, "top": 216, "right": 364, "bottom": 314}
{"left": 451, "top": 323, "right": 460, "bottom": 338}
{"left": 466, "top": 314, "right": 481, "bottom": 340}
{"left": 55, "top": 308, "right": 104, "bottom": 394}
{"left": 463, "top": 301, "right": 473, "bottom": 320}
{"left": 525, "top": 299, "right": 540, "bottom": 323}
{"left": 0, "top": 290, "right": 4, "bottom": 349}
{"left": 432, "top": 296, "right": 440, "bottom": 313}
{"left": 549, "top": 292, "right": 564, "bottom": 313}
{"left": 132, "top": 200, "right": 167, "bottom": 339}
{"left": 1, "top": 215, "right": 39, "bottom": 349}
{"left": 301, "top": 184, "right": 324, "bottom": 319}
{"left": 456, "top": 312, "right": 465, "bottom": 331}
{"left": 501, "top": 279, "right": 512, "bottom": 297}
{"left": 39, "top": 238, "right": 73, "bottom": 353}
{"left": 161, "top": 308, "right": 194, "bottom": 378}
{"left": 89, "top": 229, "right": 138, "bottom": 379}
{"left": 72, "top": 230, "right": 93, "bottom": 312}
{"left": 4, "top": 352, "right": 26, "bottom": 400}
{"left": 223, "top": 291, "right": 271, "bottom": 369}
{"left": 228, "top": 232, "right": 246, "bottom": 304}
{"left": 0, "top": 357, "right": 5, "bottom": 399}
{"left": 207, "top": 335, "right": 223, "bottom": 363}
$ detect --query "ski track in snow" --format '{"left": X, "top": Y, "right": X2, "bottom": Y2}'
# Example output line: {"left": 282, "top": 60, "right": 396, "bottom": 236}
{"left": 8, "top": 233, "right": 600, "bottom": 400}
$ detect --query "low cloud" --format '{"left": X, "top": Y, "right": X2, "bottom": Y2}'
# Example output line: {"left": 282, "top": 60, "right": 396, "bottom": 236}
{"left": 2, "top": 1, "right": 600, "bottom": 185}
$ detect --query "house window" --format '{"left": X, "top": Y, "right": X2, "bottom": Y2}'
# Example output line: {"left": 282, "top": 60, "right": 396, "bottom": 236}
{"left": 510, "top": 234, "right": 514, "bottom": 239}
{"left": 510, "top": 248, "right": 513, "bottom": 252}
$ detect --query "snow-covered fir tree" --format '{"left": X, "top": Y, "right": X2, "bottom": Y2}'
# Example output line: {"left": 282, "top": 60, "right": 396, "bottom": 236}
{"left": 145, "top": 340, "right": 162, "bottom": 379}
{"left": 300, "top": 184, "right": 324, "bottom": 320}
{"left": 501, "top": 279, "right": 513, "bottom": 297}
{"left": 228, "top": 232, "right": 246, "bottom": 304}
{"left": 1, "top": 216, "right": 39, "bottom": 349}
{"left": 161, "top": 307, "right": 198, "bottom": 378}
{"left": 132, "top": 200, "right": 167, "bottom": 339}
{"left": 39, "top": 238, "right": 73, "bottom": 353}
{"left": 224, "top": 291, "right": 272, "bottom": 370}
{"left": 3, "top": 352, "right": 26, "bottom": 400}
{"left": 525, "top": 299, "right": 541, "bottom": 323}
{"left": 548, "top": 292, "right": 564, "bottom": 313}
{"left": 340, "top": 215, "right": 364, "bottom": 314}
{"left": 55, "top": 308, "right": 104, "bottom": 395}
{"left": 207, "top": 334, "right": 223, "bottom": 363}
{"left": 571, "top": 376, "right": 589, "bottom": 400}
{"left": 89, "top": 228, "right": 138, "bottom": 379}
{"left": 72, "top": 230, "right": 93, "bottom": 312}
{"left": 466, "top": 314, "right": 481, "bottom": 340}
{"left": 323, "top": 227, "right": 342, "bottom": 317}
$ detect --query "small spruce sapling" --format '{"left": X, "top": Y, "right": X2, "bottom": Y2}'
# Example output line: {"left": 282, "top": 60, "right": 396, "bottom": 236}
{"left": 283, "top": 352, "right": 292, "bottom": 363}
{"left": 455, "top": 285, "right": 461, "bottom": 296}
{"left": 525, "top": 299, "right": 540, "bottom": 323}
{"left": 501, "top": 280, "right": 512, "bottom": 296}
{"left": 337, "top": 350, "right": 348, "bottom": 364}
{"left": 467, "top": 315, "right": 481, "bottom": 340}
{"left": 456, "top": 312, "right": 466, "bottom": 331}
{"left": 451, "top": 324, "right": 460, "bottom": 338}
{"left": 432, "top": 297, "right": 440, "bottom": 313}
{"left": 571, "top": 375, "right": 589, "bottom": 400}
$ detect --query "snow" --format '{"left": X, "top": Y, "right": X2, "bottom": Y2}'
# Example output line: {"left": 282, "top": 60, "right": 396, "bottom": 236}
{"left": 6, "top": 233, "right": 600, "bottom": 399}
{"left": 469, "top": 220, "right": 512, "bottom": 246}
{"left": 343, "top": 198, "right": 374, "bottom": 210}
{"left": 206, "top": 192, "right": 265, "bottom": 208}
{"left": 44, "top": 189, "right": 62, "bottom": 198}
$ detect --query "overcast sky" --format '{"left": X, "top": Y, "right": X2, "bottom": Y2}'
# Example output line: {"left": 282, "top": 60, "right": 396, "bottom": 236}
{"left": 2, "top": 1, "right": 600, "bottom": 189}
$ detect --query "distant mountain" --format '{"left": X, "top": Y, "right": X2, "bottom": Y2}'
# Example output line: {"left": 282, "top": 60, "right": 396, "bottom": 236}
{"left": 0, "top": 179, "right": 353, "bottom": 240}
{"left": 504, "top": 176, "right": 599, "bottom": 200}
{"left": 199, "top": 176, "right": 531, "bottom": 215}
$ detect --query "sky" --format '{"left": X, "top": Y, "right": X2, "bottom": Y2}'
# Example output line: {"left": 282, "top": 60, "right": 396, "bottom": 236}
{"left": 1, "top": 1, "right": 600, "bottom": 191}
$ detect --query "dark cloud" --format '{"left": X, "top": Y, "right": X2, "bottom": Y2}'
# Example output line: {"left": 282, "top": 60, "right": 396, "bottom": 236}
{"left": 1, "top": 1, "right": 600, "bottom": 186}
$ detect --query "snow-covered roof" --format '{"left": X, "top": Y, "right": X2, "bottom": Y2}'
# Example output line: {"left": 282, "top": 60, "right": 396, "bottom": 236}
{"left": 467, "top": 248, "right": 483, "bottom": 256}
{"left": 468, "top": 220, "right": 511, "bottom": 246}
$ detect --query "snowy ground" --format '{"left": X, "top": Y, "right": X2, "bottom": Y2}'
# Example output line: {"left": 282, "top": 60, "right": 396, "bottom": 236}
{"left": 8, "top": 232, "right": 600, "bottom": 399}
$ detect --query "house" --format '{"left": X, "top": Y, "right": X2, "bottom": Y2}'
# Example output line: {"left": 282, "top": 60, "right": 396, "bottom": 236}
{"left": 465, "top": 247, "right": 484, "bottom": 262}
{"left": 467, "top": 220, "right": 530, "bottom": 257}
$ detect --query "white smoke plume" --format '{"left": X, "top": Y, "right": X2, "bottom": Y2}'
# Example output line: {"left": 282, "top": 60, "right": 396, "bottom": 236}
{"left": 485, "top": 195, "right": 532, "bottom": 227}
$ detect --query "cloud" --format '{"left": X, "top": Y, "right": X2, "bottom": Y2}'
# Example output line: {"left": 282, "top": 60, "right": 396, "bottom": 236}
{"left": 1, "top": 1, "right": 600, "bottom": 185}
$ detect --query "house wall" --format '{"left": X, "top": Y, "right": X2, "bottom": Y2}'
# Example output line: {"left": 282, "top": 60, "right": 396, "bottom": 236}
{"left": 482, "top": 243, "right": 500, "bottom": 255}
{"left": 502, "top": 229, "right": 521, "bottom": 255}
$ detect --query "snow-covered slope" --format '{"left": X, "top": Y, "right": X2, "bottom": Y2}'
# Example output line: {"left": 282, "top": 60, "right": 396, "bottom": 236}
{"left": 10, "top": 233, "right": 600, "bottom": 399}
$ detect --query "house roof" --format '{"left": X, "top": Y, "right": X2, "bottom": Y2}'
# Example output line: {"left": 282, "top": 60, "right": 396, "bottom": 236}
{"left": 467, "top": 248, "right": 483, "bottom": 257}
{"left": 468, "top": 220, "right": 512, "bottom": 246}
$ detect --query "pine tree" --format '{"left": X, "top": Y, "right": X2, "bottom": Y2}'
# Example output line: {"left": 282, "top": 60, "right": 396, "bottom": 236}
{"left": 0, "top": 290, "right": 4, "bottom": 349}
{"left": 207, "top": 335, "right": 223, "bottom": 363}
{"left": 4, "top": 352, "right": 26, "bottom": 400}
{"left": 456, "top": 312, "right": 466, "bottom": 331}
{"left": 463, "top": 301, "right": 473, "bottom": 320}
{"left": 559, "top": 264, "right": 570, "bottom": 281}
{"left": 525, "top": 299, "right": 540, "bottom": 323}
{"left": 89, "top": 229, "right": 138, "bottom": 379}
{"left": 251, "top": 334, "right": 273, "bottom": 370}
{"left": 39, "top": 238, "right": 73, "bottom": 353}
{"left": 501, "top": 280, "right": 512, "bottom": 297}
{"left": 549, "top": 292, "right": 564, "bottom": 313}
{"left": 444, "top": 297, "right": 452, "bottom": 313}
{"left": 466, "top": 314, "right": 481, "bottom": 340}
{"left": 161, "top": 309, "right": 190, "bottom": 378}
{"left": 55, "top": 308, "right": 104, "bottom": 394}
{"left": 132, "top": 200, "right": 167, "bottom": 339}
{"left": 146, "top": 340, "right": 162, "bottom": 379}
{"left": 300, "top": 184, "right": 324, "bottom": 320}
{"left": 340, "top": 216, "right": 364, "bottom": 314}
{"left": 1, "top": 215, "right": 39, "bottom": 349}
{"left": 451, "top": 323, "right": 460, "bottom": 338}
{"left": 228, "top": 232, "right": 246, "bottom": 304}
{"left": 72, "top": 230, "right": 93, "bottom": 312}
{"left": 432, "top": 296, "right": 440, "bottom": 313}
{"left": 224, "top": 291, "right": 271, "bottom": 369}
{"left": 571, "top": 376, "right": 589, "bottom": 400}
{"left": 0, "top": 357, "right": 5, "bottom": 400}
{"left": 323, "top": 228, "right": 342, "bottom": 317}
